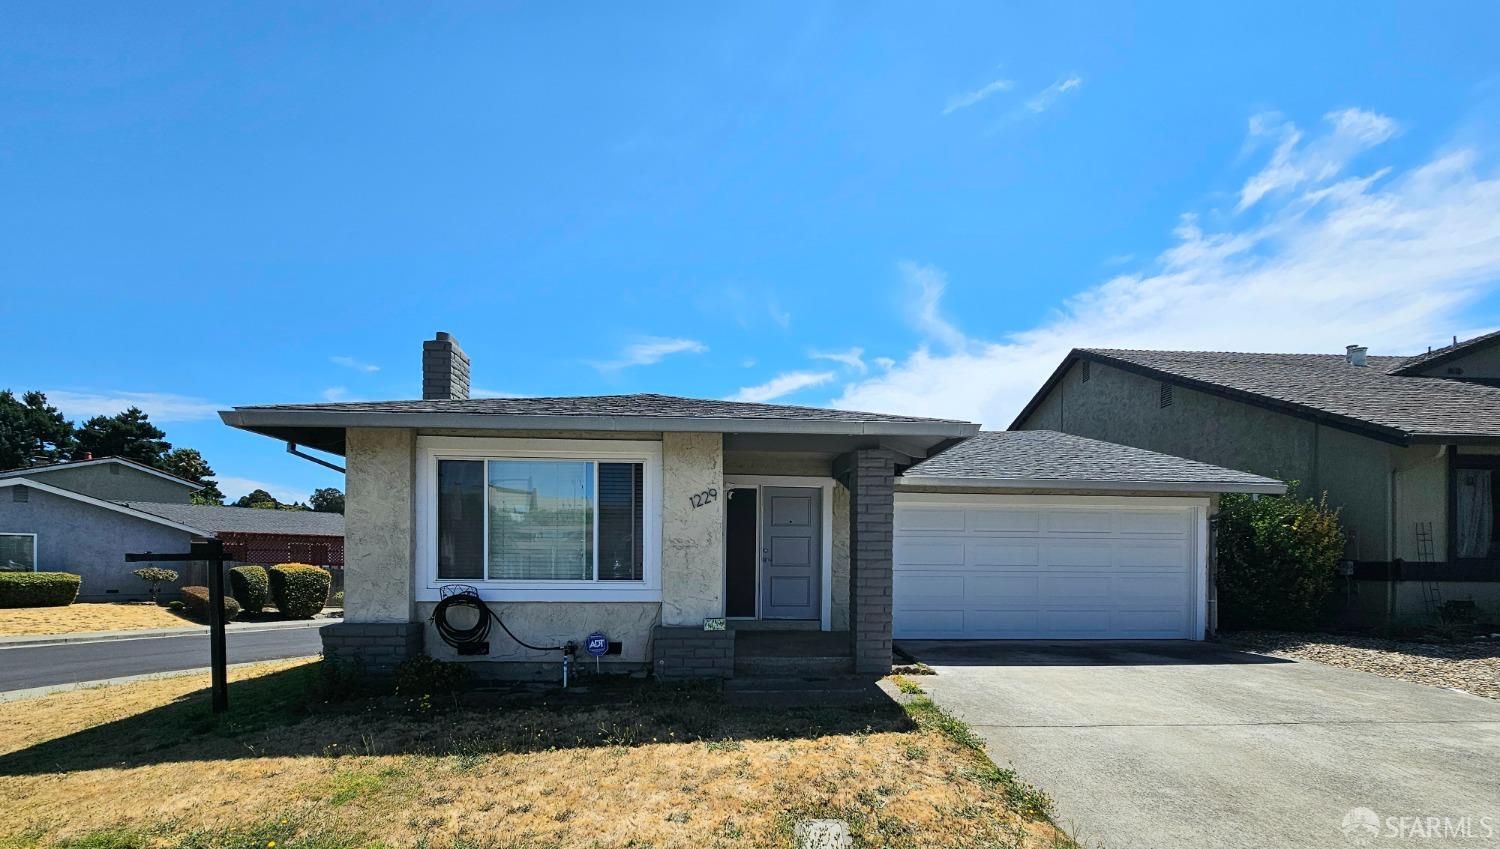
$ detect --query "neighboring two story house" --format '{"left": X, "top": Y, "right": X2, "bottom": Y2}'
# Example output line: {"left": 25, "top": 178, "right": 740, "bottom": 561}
{"left": 1012, "top": 330, "right": 1500, "bottom": 622}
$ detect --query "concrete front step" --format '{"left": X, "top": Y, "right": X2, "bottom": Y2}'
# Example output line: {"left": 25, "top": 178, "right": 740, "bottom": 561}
{"left": 724, "top": 675, "right": 890, "bottom": 708}
{"left": 733, "top": 654, "right": 853, "bottom": 677}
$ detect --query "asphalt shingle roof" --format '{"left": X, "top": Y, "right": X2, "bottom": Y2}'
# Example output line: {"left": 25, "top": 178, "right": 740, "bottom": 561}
{"left": 234, "top": 393, "right": 969, "bottom": 425}
{"left": 904, "top": 430, "right": 1282, "bottom": 489}
{"left": 118, "top": 502, "right": 345, "bottom": 536}
{"left": 1077, "top": 348, "right": 1500, "bottom": 441}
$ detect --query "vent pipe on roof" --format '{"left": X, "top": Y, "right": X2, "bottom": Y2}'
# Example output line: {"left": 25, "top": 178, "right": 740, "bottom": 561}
{"left": 423, "top": 332, "right": 470, "bottom": 401}
{"left": 1345, "top": 345, "right": 1368, "bottom": 367}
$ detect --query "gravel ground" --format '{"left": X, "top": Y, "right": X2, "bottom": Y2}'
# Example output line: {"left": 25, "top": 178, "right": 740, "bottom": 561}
{"left": 1223, "top": 630, "right": 1500, "bottom": 701}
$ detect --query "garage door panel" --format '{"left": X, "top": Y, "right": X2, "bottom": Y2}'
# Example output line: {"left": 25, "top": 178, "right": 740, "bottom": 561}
{"left": 895, "top": 539, "right": 965, "bottom": 568}
{"left": 894, "top": 497, "right": 1201, "bottom": 640}
{"left": 968, "top": 509, "right": 1042, "bottom": 533}
{"left": 1046, "top": 541, "right": 1115, "bottom": 568}
{"left": 1045, "top": 511, "right": 1115, "bottom": 534}
{"left": 967, "top": 574, "right": 1039, "bottom": 604}
{"left": 1114, "top": 541, "right": 1190, "bottom": 567}
{"left": 1116, "top": 510, "right": 1191, "bottom": 535}
{"left": 897, "top": 508, "right": 966, "bottom": 532}
{"left": 968, "top": 540, "right": 1041, "bottom": 567}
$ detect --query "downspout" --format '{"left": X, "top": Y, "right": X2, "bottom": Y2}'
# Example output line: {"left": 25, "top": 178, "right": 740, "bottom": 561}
{"left": 1386, "top": 465, "right": 1398, "bottom": 628}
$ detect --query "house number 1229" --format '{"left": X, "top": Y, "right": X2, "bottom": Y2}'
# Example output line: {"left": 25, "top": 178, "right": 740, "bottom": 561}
{"left": 689, "top": 488, "right": 718, "bottom": 509}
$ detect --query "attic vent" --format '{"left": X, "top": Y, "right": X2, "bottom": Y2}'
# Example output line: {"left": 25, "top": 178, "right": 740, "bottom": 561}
{"left": 12, "top": 486, "right": 27, "bottom": 503}
{"left": 1080, "top": 361, "right": 1091, "bottom": 383}
{"left": 1159, "top": 382, "right": 1174, "bottom": 408}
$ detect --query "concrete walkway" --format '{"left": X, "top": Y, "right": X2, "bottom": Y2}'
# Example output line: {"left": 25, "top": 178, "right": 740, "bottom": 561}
{"left": 899, "top": 640, "right": 1500, "bottom": 849}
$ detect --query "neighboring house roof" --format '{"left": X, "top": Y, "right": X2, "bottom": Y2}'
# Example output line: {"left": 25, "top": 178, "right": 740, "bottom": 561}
{"left": 221, "top": 393, "right": 980, "bottom": 455}
{"left": 0, "top": 478, "right": 205, "bottom": 534}
{"left": 1389, "top": 327, "right": 1500, "bottom": 375}
{"left": 118, "top": 502, "right": 346, "bottom": 536}
{"left": 1012, "top": 348, "right": 1500, "bottom": 445}
{"left": 900, "top": 430, "right": 1286, "bottom": 494}
{"left": 0, "top": 456, "right": 202, "bottom": 490}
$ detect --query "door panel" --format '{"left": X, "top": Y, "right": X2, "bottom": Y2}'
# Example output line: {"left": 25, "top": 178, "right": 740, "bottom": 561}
{"left": 760, "top": 486, "right": 821, "bottom": 620}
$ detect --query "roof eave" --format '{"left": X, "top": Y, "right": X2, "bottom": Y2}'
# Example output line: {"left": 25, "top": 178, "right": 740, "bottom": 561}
{"left": 220, "top": 408, "right": 980, "bottom": 440}
{"left": 896, "top": 475, "right": 1287, "bottom": 495}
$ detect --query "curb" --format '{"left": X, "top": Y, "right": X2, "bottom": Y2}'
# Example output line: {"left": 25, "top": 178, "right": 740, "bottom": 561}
{"left": 0, "top": 656, "right": 322, "bottom": 703}
{"left": 0, "top": 618, "right": 332, "bottom": 648}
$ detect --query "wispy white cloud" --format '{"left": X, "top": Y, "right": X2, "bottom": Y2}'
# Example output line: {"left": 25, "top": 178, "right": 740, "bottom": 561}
{"left": 729, "top": 370, "right": 836, "bottom": 403}
{"left": 942, "top": 77, "right": 1015, "bottom": 115}
{"left": 330, "top": 355, "right": 379, "bottom": 373}
{"left": 900, "top": 261, "right": 969, "bottom": 351}
{"left": 833, "top": 109, "right": 1500, "bottom": 428}
{"left": 321, "top": 386, "right": 352, "bottom": 402}
{"left": 217, "top": 476, "right": 311, "bottom": 504}
{"left": 810, "top": 346, "right": 867, "bottom": 373}
{"left": 42, "top": 390, "right": 222, "bottom": 423}
{"left": 1024, "top": 74, "right": 1082, "bottom": 114}
{"left": 593, "top": 337, "right": 708, "bottom": 371}
{"left": 873, "top": 356, "right": 896, "bottom": 371}
{"left": 768, "top": 298, "right": 792, "bottom": 329}
{"left": 1238, "top": 108, "right": 1398, "bottom": 210}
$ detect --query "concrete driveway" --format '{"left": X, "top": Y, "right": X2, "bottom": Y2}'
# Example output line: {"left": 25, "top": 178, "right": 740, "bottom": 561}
{"left": 899, "top": 640, "right": 1500, "bottom": 849}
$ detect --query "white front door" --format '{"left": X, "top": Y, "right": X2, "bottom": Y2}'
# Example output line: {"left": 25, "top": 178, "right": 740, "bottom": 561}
{"left": 893, "top": 493, "right": 1206, "bottom": 640}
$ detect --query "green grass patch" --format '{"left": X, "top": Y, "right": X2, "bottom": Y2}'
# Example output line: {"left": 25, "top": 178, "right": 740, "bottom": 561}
{"left": 890, "top": 675, "right": 925, "bottom": 696}
{"left": 901, "top": 696, "right": 1055, "bottom": 823}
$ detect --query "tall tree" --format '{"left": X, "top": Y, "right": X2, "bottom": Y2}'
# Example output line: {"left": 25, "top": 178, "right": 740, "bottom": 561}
{"left": 309, "top": 487, "right": 344, "bottom": 514}
{"left": 72, "top": 407, "right": 170, "bottom": 466}
{"left": 161, "top": 447, "right": 225, "bottom": 505}
{"left": 234, "top": 489, "right": 308, "bottom": 511}
{"left": 0, "top": 390, "right": 75, "bottom": 469}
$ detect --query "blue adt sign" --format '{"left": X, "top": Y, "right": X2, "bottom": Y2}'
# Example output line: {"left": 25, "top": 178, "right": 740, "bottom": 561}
{"left": 585, "top": 632, "right": 609, "bottom": 657}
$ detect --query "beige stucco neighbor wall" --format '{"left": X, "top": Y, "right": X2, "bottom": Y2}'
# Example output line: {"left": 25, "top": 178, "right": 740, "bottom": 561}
{"left": 660, "top": 432, "right": 724, "bottom": 626}
{"left": 344, "top": 428, "right": 416, "bottom": 623}
{"left": 417, "top": 600, "right": 660, "bottom": 666}
{"left": 1392, "top": 445, "right": 1449, "bottom": 562}
{"left": 1407, "top": 346, "right": 1500, "bottom": 381}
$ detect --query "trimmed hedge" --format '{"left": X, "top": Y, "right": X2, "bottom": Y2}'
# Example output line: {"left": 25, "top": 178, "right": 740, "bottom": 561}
{"left": 180, "top": 586, "right": 241, "bottom": 621}
{"left": 269, "top": 563, "right": 330, "bottom": 619}
{"left": 0, "top": 572, "right": 81, "bottom": 608}
{"left": 229, "top": 565, "right": 270, "bottom": 613}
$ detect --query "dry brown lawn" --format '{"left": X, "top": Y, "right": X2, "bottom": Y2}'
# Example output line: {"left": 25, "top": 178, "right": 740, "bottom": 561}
{"left": 0, "top": 661, "right": 1075, "bottom": 849}
{"left": 0, "top": 602, "right": 189, "bottom": 637}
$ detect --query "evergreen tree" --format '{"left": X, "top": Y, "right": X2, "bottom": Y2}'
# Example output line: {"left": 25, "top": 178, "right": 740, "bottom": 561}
{"left": 72, "top": 407, "right": 170, "bottom": 466}
{"left": 0, "top": 390, "right": 75, "bottom": 469}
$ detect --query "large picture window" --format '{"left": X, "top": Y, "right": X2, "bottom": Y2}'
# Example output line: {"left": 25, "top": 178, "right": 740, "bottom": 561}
{"left": 0, "top": 534, "right": 36, "bottom": 572}
{"left": 1455, "top": 466, "right": 1498, "bottom": 560}
{"left": 435, "top": 457, "right": 646, "bottom": 583}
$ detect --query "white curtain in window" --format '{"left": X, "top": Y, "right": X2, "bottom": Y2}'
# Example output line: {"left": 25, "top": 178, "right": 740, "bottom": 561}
{"left": 1456, "top": 469, "right": 1494, "bottom": 559}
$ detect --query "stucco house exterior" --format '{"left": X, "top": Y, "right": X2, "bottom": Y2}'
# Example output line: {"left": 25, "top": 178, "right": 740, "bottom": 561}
{"left": 0, "top": 456, "right": 344, "bottom": 599}
{"left": 1012, "top": 331, "right": 1500, "bottom": 623}
{"left": 221, "top": 333, "right": 1279, "bottom": 679}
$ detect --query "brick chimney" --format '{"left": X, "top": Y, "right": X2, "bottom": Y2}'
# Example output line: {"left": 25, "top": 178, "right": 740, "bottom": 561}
{"left": 422, "top": 332, "right": 470, "bottom": 400}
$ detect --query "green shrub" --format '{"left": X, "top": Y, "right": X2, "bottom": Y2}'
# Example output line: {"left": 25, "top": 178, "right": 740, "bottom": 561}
{"left": 167, "top": 600, "right": 185, "bottom": 611}
{"left": 269, "top": 563, "right": 330, "bottom": 619}
{"left": 130, "top": 567, "right": 178, "bottom": 604}
{"left": 229, "top": 565, "right": 270, "bottom": 613}
{"left": 0, "top": 572, "right": 81, "bottom": 608}
{"left": 330, "top": 590, "right": 345, "bottom": 608}
{"left": 179, "top": 585, "right": 241, "bottom": 621}
{"left": 1217, "top": 486, "right": 1345, "bottom": 630}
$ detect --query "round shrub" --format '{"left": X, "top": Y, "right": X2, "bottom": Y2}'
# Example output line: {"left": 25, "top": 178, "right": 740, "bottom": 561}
{"left": 269, "top": 563, "right": 331, "bottom": 619}
{"left": 131, "top": 567, "right": 178, "bottom": 604}
{"left": 1216, "top": 486, "right": 1345, "bottom": 631}
{"left": 0, "top": 572, "right": 81, "bottom": 608}
{"left": 179, "top": 585, "right": 241, "bottom": 621}
{"left": 229, "top": 565, "right": 270, "bottom": 613}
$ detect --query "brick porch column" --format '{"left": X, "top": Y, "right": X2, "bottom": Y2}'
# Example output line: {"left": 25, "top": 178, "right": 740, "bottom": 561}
{"left": 840, "top": 448, "right": 897, "bottom": 675}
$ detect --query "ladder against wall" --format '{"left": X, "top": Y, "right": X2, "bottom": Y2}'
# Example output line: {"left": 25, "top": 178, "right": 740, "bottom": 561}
{"left": 1415, "top": 522, "right": 1443, "bottom": 617}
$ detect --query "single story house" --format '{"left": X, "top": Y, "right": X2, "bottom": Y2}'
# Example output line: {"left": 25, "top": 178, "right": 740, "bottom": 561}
{"left": 221, "top": 333, "right": 1279, "bottom": 679}
{"left": 0, "top": 456, "right": 344, "bottom": 599}
{"left": 1012, "top": 332, "right": 1500, "bottom": 622}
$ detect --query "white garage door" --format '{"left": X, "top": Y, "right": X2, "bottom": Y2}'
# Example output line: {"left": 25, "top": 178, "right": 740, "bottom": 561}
{"left": 894, "top": 494, "right": 1205, "bottom": 640}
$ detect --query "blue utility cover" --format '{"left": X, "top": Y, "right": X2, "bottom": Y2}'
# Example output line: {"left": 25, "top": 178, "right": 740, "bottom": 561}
{"left": 585, "top": 632, "right": 609, "bottom": 657}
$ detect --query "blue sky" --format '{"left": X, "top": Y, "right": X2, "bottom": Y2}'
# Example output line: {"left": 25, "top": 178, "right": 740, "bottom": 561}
{"left": 4, "top": 3, "right": 1500, "bottom": 502}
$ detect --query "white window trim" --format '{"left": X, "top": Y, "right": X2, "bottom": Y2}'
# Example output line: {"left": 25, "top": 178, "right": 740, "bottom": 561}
{"left": 0, "top": 532, "right": 38, "bottom": 572}
{"left": 722, "top": 475, "right": 836, "bottom": 631}
{"left": 415, "top": 436, "right": 662, "bottom": 603}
